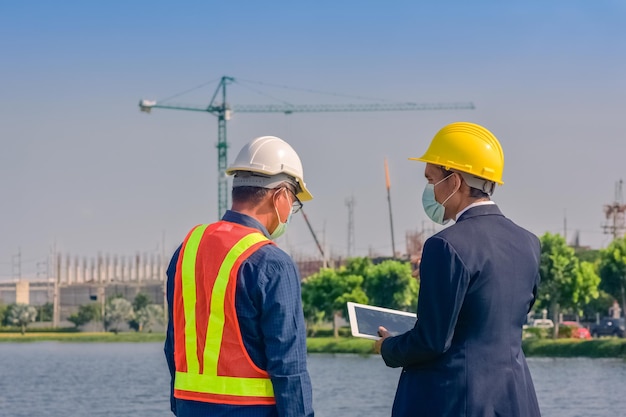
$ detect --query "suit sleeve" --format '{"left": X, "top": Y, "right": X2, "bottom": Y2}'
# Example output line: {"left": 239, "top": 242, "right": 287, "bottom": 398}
{"left": 528, "top": 235, "right": 542, "bottom": 313}
{"left": 381, "top": 236, "right": 471, "bottom": 368}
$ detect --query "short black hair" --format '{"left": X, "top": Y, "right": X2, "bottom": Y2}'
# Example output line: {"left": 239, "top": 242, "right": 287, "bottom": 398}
{"left": 232, "top": 182, "right": 297, "bottom": 206}
{"left": 232, "top": 186, "right": 271, "bottom": 205}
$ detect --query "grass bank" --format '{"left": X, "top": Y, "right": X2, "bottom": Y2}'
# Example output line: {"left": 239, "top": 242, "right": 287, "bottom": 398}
{"left": 307, "top": 337, "right": 375, "bottom": 354}
{"left": 522, "top": 338, "right": 626, "bottom": 359}
{"left": 2, "top": 331, "right": 625, "bottom": 359}
{"left": 0, "top": 331, "right": 165, "bottom": 343}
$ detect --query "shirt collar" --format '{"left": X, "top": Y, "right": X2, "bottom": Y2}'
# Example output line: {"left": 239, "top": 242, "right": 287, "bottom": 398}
{"left": 455, "top": 200, "right": 496, "bottom": 221}
{"left": 222, "top": 210, "right": 272, "bottom": 239}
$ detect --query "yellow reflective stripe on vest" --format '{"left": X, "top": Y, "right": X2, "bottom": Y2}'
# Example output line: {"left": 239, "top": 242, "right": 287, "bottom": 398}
{"left": 203, "top": 232, "right": 268, "bottom": 376}
{"left": 175, "top": 371, "right": 274, "bottom": 397}
{"left": 181, "top": 224, "right": 209, "bottom": 374}
{"left": 178, "top": 229, "right": 273, "bottom": 398}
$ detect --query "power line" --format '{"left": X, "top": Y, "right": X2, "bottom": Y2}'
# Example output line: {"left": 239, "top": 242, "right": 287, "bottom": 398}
{"left": 158, "top": 78, "right": 221, "bottom": 103}
{"left": 235, "top": 78, "right": 397, "bottom": 103}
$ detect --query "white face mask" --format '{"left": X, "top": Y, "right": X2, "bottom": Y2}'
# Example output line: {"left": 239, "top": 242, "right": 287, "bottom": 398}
{"left": 421, "top": 174, "right": 457, "bottom": 225}
{"left": 270, "top": 189, "right": 292, "bottom": 240}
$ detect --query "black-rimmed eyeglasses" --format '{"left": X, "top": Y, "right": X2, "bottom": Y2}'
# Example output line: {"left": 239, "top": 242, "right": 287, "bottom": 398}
{"left": 285, "top": 188, "right": 303, "bottom": 214}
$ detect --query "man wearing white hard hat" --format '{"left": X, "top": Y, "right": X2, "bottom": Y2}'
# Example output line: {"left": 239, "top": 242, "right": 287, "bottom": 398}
{"left": 164, "top": 136, "right": 314, "bottom": 417}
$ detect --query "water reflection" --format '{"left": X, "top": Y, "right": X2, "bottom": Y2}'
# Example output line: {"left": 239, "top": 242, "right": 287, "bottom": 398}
{"left": 0, "top": 343, "right": 624, "bottom": 417}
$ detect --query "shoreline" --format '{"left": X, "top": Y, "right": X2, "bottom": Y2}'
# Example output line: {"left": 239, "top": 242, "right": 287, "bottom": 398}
{"left": 1, "top": 332, "right": 625, "bottom": 359}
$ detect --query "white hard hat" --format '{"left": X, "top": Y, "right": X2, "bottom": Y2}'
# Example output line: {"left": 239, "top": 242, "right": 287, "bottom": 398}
{"left": 226, "top": 136, "right": 313, "bottom": 201}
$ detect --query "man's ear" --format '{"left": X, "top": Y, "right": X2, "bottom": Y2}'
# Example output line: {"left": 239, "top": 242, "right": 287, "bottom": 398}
{"left": 454, "top": 172, "right": 467, "bottom": 193}
{"left": 451, "top": 172, "right": 460, "bottom": 188}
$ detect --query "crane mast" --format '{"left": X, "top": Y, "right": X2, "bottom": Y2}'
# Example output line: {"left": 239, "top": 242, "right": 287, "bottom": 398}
{"left": 215, "top": 78, "right": 230, "bottom": 219}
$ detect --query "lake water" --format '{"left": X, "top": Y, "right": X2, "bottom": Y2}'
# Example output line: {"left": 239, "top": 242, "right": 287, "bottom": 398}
{"left": 0, "top": 342, "right": 624, "bottom": 417}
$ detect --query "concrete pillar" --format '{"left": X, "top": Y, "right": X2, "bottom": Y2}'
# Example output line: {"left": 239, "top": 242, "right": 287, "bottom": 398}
{"left": 90, "top": 258, "right": 96, "bottom": 283}
{"left": 65, "top": 255, "right": 71, "bottom": 284}
{"left": 73, "top": 256, "right": 78, "bottom": 284}
{"left": 151, "top": 253, "right": 155, "bottom": 280}
{"left": 15, "top": 280, "right": 30, "bottom": 304}
{"left": 135, "top": 253, "right": 141, "bottom": 282}
{"left": 145, "top": 253, "right": 150, "bottom": 281}
{"left": 121, "top": 257, "right": 127, "bottom": 281}
{"left": 112, "top": 255, "right": 118, "bottom": 282}
{"left": 67, "top": 256, "right": 73, "bottom": 284}
{"left": 97, "top": 253, "right": 103, "bottom": 283}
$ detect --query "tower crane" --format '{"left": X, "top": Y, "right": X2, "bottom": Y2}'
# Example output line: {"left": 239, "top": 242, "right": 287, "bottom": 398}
{"left": 139, "top": 75, "right": 474, "bottom": 218}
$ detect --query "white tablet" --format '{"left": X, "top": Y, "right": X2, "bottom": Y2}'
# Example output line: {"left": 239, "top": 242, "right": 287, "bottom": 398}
{"left": 347, "top": 301, "right": 417, "bottom": 340}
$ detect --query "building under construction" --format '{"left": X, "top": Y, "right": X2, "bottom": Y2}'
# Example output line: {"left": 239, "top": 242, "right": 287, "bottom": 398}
{"left": 603, "top": 179, "right": 626, "bottom": 240}
{"left": 0, "top": 252, "right": 166, "bottom": 326}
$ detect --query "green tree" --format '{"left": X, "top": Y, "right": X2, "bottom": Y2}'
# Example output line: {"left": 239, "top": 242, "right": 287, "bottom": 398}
{"left": 67, "top": 303, "right": 102, "bottom": 328}
{"left": 6, "top": 303, "right": 38, "bottom": 335}
{"left": 133, "top": 304, "right": 165, "bottom": 332}
{"left": 572, "top": 261, "right": 601, "bottom": 315}
{"left": 132, "top": 293, "right": 151, "bottom": 312}
{"left": 37, "top": 302, "right": 53, "bottom": 322}
{"left": 105, "top": 298, "right": 134, "bottom": 334}
{"left": 362, "top": 260, "right": 418, "bottom": 311}
{"left": 598, "top": 237, "right": 626, "bottom": 318}
{"left": 129, "top": 293, "right": 152, "bottom": 331}
{"left": 574, "top": 247, "right": 601, "bottom": 264}
{"left": 538, "top": 233, "right": 599, "bottom": 338}
{"left": 344, "top": 257, "right": 373, "bottom": 278}
{"left": 580, "top": 290, "right": 614, "bottom": 321}
{"left": 0, "top": 302, "right": 8, "bottom": 326}
{"left": 301, "top": 268, "right": 367, "bottom": 337}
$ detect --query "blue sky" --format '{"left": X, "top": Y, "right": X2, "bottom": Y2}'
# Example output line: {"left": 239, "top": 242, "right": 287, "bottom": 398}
{"left": 2, "top": 1, "right": 626, "bottom": 279}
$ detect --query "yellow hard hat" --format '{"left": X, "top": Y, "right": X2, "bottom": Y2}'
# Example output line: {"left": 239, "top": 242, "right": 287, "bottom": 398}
{"left": 410, "top": 122, "right": 504, "bottom": 185}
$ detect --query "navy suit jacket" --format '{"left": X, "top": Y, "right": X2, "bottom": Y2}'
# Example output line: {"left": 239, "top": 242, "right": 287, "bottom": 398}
{"left": 381, "top": 204, "right": 541, "bottom": 417}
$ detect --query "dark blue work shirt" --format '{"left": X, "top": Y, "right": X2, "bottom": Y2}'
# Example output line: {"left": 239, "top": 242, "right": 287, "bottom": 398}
{"left": 164, "top": 210, "right": 314, "bottom": 417}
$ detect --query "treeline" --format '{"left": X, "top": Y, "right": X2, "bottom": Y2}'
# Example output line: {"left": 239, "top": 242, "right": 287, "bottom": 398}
{"left": 534, "top": 233, "right": 626, "bottom": 337}
{"left": 67, "top": 293, "right": 165, "bottom": 334}
{"left": 0, "top": 303, "right": 49, "bottom": 334}
{"left": 0, "top": 293, "right": 164, "bottom": 335}
{"left": 301, "top": 233, "right": 626, "bottom": 339}
{"left": 4, "top": 232, "right": 624, "bottom": 339}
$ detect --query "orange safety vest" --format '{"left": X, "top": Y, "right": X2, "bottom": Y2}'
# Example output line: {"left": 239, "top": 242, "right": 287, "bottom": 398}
{"left": 173, "top": 221, "right": 276, "bottom": 405}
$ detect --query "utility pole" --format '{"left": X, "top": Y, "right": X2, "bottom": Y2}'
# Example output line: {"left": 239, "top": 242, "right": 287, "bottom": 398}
{"left": 346, "top": 196, "right": 355, "bottom": 258}
{"left": 100, "top": 284, "right": 106, "bottom": 331}
{"left": 53, "top": 251, "right": 61, "bottom": 328}
{"left": 12, "top": 248, "right": 21, "bottom": 281}
{"left": 161, "top": 230, "right": 168, "bottom": 328}
{"left": 36, "top": 258, "right": 48, "bottom": 322}
{"left": 385, "top": 158, "right": 396, "bottom": 258}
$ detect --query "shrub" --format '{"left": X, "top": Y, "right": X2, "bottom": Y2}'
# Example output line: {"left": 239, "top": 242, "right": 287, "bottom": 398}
{"left": 68, "top": 304, "right": 102, "bottom": 328}
{"left": 523, "top": 327, "right": 550, "bottom": 339}
{"left": 6, "top": 304, "right": 38, "bottom": 335}
{"left": 558, "top": 324, "right": 573, "bottom": 338}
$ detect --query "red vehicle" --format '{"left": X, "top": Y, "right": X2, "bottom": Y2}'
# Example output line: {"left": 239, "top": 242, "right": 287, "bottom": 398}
{"left": 560, "top": 321, "right": 592, "bottom": 339}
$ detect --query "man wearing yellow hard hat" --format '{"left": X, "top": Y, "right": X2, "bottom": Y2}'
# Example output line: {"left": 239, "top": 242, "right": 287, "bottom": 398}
{"left": 375, "top": 122, "right": 542, "bottom": 417}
